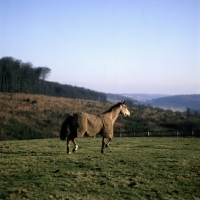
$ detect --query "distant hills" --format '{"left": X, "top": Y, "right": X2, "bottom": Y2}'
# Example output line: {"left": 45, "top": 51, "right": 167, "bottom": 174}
{"left": 120, "top": 93, "right": 169, "bottom": 103}
{"left": 120, "top": 94, "right": 200, "bottom": 112}
{"left": 151, "top": 94, "right": 200, "bottom": 112}
{"left": 106, "top": 93, "right": 139, "bottom": 105}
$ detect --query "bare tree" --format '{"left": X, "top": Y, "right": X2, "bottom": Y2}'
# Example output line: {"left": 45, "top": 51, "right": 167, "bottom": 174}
{"left": 39, "top": 67, "right": 51, "bottom": 81}
{"left": 38, "top": 67, "right": 51, "bottom": 94}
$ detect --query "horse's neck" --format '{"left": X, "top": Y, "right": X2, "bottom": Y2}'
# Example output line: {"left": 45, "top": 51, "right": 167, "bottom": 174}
{"left": 106, "top": 107, "right": 121, "bottom": 125}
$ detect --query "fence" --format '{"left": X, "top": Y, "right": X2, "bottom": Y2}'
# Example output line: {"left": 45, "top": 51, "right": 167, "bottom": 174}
{"left": 92, "top": 130, "right": 200, "bottom": 138}
{"left": 113, "top": 130, "right": 200, "bottom": 138}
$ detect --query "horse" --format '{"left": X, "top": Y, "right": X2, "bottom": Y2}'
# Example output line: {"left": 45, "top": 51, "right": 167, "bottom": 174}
{"left": 59, "top": 101, "right": 130, "bottom": 154}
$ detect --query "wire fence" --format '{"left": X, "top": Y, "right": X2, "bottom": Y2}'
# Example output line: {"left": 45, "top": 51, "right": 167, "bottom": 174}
{"left": 113, "top": 130, "right": 200, "bottom": 138}
{"left": 92, "top": 130, "right": 200, "bottom": 138}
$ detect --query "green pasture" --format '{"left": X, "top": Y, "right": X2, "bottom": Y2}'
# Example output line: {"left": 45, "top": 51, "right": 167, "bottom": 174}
{"left": 0, "top": 138, "right": 200, "bottom": 200}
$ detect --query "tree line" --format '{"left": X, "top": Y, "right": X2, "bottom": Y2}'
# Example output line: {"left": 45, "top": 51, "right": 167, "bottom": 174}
{"left": 0, "top": 57, "right": 51, "bottom": 93}
{"left": 0, "top": 57, "right": 107, "bottom": 102}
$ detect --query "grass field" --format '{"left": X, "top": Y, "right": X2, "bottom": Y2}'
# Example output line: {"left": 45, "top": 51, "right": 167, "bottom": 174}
{"left": 0, "top": 137, "right": 200, "bottom": 200}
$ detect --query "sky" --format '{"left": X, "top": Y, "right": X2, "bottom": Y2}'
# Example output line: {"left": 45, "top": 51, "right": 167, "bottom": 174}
{"left": 0, "top": 0, "right": 200, "bottom": 95}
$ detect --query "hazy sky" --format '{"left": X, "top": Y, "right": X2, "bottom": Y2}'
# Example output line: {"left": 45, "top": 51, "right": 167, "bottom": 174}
{"left": 1, "top": 0, "right": 199, "bottom": 95}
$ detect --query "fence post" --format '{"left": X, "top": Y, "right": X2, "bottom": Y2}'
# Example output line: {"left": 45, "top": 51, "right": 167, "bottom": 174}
{"left": 147, "top": 131, "right": 150, "bottom": 137}
{"left": 176, "top": 131, "right": 179, "bottom": 138}
{"left": 134, "top": 131, "right": 135, "bottom": 137}
{"left": 191, "top": 130, "right": 193, "bottom": 138}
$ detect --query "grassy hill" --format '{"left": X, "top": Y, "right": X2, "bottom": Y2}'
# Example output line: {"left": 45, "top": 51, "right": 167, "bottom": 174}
{"left": 0, "top": 93, "right": 200, "bottom": 140}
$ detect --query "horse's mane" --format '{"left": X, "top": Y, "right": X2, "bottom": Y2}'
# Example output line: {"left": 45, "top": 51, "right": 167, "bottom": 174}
{"left": 102, "top": 102, "right": 123, "bottom": 114}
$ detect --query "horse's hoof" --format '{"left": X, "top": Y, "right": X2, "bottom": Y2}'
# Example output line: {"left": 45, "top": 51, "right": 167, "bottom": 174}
{"left": 105, "top": 144, "right": 109, "bottom": 148}
{"left": 67, "top": 152, "right": 72, "bottom": 155}
{"left": 73, "top": 146, "right": 78, "bottom": 152}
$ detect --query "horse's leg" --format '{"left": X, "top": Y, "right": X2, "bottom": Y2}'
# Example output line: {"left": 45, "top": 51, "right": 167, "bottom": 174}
{"left": 105, "top": 137, "right": 112, "bottom": 148}
{"left": 67, "top": 138, "right": 72, "bottom": 154}
{"left": 72, "top": 138, "right": 78, "bottom": 152}
{"left": 101, "top": 136, "right": 107, "bottom": 154}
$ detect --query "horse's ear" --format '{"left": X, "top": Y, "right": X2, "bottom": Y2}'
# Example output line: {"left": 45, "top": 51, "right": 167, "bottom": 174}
{"left": 121, "top": 100, "right": 125, "bottom": 104}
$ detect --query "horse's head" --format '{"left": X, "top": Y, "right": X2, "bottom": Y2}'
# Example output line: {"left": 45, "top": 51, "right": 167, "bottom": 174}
{"left": 59, "top": 119, "right": 68, "bottom": 140}
{"left": 120, "top": 101, "right": 130, "bottom": 117}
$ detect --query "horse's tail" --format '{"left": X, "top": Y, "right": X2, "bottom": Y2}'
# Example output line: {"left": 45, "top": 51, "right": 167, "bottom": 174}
{"left": 59, "top": 115, "right": 72, "bottom": 141}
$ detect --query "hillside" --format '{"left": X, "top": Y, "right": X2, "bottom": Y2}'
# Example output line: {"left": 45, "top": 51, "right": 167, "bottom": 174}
{"left": 151, "top": 94, "right": 200, "bottom": 112}
{"left": 42, "top": 80, "right": 107, "bottom": 101}
{"left": 1, "top": 93, "right": 200, "bottom": 140}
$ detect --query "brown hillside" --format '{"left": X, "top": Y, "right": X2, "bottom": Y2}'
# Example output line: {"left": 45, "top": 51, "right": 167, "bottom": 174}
{"left": 0, "top": 93, "right": 200, "bottom": 140}
{"left": 0, "top": 93, "right": 124, "bottom": 140}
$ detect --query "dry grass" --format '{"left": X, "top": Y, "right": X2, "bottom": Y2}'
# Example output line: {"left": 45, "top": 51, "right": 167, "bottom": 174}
{"left": 0, "top": 93, "right": 116, "bottom": 139}
{"left": 0, "top": 93, "right": 199, "bottom": 140}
